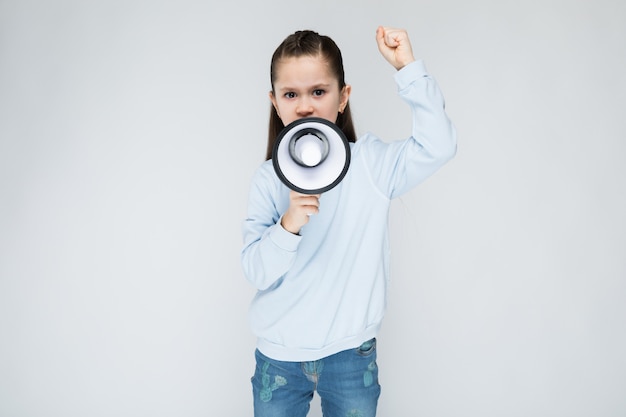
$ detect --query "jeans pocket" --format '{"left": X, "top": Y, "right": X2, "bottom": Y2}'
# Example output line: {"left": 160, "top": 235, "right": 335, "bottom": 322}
{"left": 356, "top": 338, "right": 377, "bottom": 356}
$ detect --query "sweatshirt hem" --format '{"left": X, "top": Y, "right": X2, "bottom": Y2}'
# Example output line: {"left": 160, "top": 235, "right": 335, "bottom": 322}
{"left": 255, "top": 324, "right": 381, "bottom": 362}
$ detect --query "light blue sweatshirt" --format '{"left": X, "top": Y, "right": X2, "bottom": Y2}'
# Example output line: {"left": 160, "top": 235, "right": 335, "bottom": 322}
{"left": 241, "top": 60, "right": 457, "bottom": 362}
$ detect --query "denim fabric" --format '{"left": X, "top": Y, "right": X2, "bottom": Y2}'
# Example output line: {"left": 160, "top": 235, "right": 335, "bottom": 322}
{"left": 251, "top": 339, "right": 381, "bottom": 417}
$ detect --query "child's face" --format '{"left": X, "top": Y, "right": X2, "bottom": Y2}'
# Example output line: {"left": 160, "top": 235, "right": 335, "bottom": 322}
{"left": 270, "top": 55, "right": 351, "bottom": 126}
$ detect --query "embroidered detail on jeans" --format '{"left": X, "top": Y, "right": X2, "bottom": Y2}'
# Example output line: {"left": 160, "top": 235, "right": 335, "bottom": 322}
{"left": 363, "top": 361, "right": 377, "bottom": 387}
{"left": 303, "top": 360, "right": 324, "bottom": 383}
{"left": 259, "top": 361, "right": 288, "bottom": 402}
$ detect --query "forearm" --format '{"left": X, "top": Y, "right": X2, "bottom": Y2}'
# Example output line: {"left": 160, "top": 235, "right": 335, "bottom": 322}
{"left": 397, "top": 60, "right": 457, "bottom": 161}
{"left": 363, "top": 60, "right": 457, "bottom": 198}
{"left": 241, "top": 218, "right": 301, "bottom": 290}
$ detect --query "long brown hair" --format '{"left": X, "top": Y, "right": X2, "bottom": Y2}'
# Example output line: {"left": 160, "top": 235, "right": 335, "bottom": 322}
{"left": 265, "top": 30, "right": 357, "bottom": 160}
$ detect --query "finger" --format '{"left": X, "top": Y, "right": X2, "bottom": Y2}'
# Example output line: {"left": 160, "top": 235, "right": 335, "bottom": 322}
{"left": 303, "top": 196, "right": 320, "bottom": 214}
{"left": 375, "top": 26, "right": 387, "bottom": 52}
{"left": 377, "top": 27, "right": 396, "bottom": 50}
{"left": 295, "top": 195, "right": 320, "bottom": 206}
{"left": 290, "top": 193, "right": 320, "bottom": 215}
{"left": 378, "top": 26, "right": 400, "bottom": 46}
{"left": 385, "top": 31, "right": 401, "bottom": 48}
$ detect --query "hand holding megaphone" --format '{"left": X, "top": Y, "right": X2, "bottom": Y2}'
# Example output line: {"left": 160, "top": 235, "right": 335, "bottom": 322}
{"left": 280, "top": 191, "right": 321, "bottom": 234}
{"left": 272, "top": 117, "right": 351, "bottom": 195}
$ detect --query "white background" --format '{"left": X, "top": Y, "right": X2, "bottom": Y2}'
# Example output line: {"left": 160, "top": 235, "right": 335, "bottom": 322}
{"left": 1, "top": 0, "right": 625, "bottom": 416}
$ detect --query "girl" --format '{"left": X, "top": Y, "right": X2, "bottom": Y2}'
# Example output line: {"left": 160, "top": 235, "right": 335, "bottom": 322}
{"left": 241, "top": 26, "right": 457, "bottom": 417}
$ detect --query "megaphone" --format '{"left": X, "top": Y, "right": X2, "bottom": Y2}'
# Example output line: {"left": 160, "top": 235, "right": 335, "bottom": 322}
{"left": 272, "top": 117, "right": 351, "bottom": 195}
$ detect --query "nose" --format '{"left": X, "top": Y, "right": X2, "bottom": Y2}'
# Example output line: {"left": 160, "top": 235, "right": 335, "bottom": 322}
{"left": 296, "top": 98, "right": 314, "bottom": 117}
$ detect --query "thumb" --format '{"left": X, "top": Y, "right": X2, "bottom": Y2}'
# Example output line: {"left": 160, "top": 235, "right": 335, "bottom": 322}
{"left": 375, "top": 26, "right": 394, "bottom": 59}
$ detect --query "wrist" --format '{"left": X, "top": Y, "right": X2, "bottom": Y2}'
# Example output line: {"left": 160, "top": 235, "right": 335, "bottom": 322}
{"left": 280, "top": 216, "right": 301, "bottom": 235}
{"left": 396, "top": 57, "right": 416, "bottom": 71}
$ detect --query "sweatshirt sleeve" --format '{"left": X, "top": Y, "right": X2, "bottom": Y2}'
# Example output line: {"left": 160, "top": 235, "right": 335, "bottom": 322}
{"left": 240, "top": 164, "right": 301, "bottom": 291}
{"left": 363, "top": 59, "right": 457, "bottom": 198}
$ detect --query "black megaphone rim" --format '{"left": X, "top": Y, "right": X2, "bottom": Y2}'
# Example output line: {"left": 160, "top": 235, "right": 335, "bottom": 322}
{"left": 272, "top": 117, "right": 351, "bottom": 195}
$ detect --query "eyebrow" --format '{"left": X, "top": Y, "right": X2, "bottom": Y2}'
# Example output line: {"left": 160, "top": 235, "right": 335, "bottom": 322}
{"left": 276, "top": 83, "right": 333, "bottom": 92}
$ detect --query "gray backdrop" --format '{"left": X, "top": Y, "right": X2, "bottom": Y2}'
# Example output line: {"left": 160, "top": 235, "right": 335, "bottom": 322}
{"left": 1, "top": 0, "right": 625, "bottom": 416}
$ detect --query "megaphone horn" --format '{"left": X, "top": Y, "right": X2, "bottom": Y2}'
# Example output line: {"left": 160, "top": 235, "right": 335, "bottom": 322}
{"left": 272, "top": 117, "right": 351, "bottom": 195}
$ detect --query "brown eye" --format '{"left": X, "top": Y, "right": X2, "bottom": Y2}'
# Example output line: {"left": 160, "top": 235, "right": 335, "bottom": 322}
{"left": 313, "top": 89, "right": 325, "bottom": 97}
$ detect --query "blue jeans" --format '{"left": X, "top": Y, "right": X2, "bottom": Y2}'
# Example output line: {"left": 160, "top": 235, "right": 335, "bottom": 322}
{"left": 251, "top": 339, "right": 381, "bottom": 417}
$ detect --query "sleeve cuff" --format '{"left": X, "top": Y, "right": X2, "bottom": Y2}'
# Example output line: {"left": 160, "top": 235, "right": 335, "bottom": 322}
{"left": 394, "top": 59, "right": 428, "bottom": 91}
{"left": 269, "top": 217, "right": 302, "bottom": 251}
